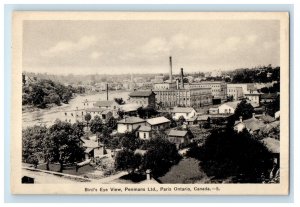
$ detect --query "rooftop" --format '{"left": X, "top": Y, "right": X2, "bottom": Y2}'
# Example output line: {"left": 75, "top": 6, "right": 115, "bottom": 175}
{"left": 172, "top": 107, "right": 195, "bottom": 113}
{"left": 168, "top": 129, "right": 188, "bottom": 137}
{"left": 129, "top": 90, "right": 155, "bottom": 97}
{"left": 220, "top": 101, "right": 241, "bottom": 110}
{"left": 118, "top": 116, "right": 145, "bottom": 124}
{"left": 261, "top": 93, "right": 278, "bottom": 99}
{"left": 146, "top": 116, "right": 170, "bottom": 126}
{"left": 138, "top": 125, "right": 152, "bottom": 132}
{"left": 80, "top": 138, "right": 101, "bottom": 148}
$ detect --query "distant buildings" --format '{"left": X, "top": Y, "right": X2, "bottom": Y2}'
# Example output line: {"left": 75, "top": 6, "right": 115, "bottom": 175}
{"left": 188, "top": 81, "right": 227, "bottom": 100}
{"left": 128, "top": 90, "right": 156, "bottom": 108}
{"left": 145, "top": 116, "right": 171, "bottom": 130}
{"left": 227, "top": 86, "right": 243, "bottom": 100}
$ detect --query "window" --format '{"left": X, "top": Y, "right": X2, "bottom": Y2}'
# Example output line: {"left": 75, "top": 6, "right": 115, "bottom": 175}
{"left": 144, "top": 133, "right": 146, "bottom": 139}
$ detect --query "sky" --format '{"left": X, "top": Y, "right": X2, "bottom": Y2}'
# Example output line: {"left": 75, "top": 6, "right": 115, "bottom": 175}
{"left": 23, "top": 20, "right": 280, "bottom": 75}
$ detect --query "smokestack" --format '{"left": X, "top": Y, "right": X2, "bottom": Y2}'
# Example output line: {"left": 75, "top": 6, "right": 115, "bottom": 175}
{"left": 176, "top": 79, "right": 179, "bottom": 90}
{"left": 169, "top": 56, "right": 173, "bottom": 83}
{"left": 239, "top": 116, "right": 243, "bottom": 123}
{"left": 181, "top": 68, "right": 184, "bottom": 88}
{"left": 106, "top": 83, "right": 109, "bottom": 100}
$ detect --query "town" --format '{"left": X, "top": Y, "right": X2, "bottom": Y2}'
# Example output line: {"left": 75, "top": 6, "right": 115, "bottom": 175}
{"left": 22, "top": 56, "right": 280, "bottom": 185}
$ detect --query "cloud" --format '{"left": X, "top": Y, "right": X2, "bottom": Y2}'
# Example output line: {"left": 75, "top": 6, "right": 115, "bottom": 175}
{"left": 141, "top": 37, "right": 170, "bottom": 55}
{"left": 42, "top": 35, "right": 97, "bottom": 57}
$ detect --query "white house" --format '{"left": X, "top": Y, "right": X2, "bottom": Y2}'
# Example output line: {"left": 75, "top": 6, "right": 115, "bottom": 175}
{"left": 117, "top": 116, "right": 145, "bottom": 133}
{"left": 93, "top": 100, "right": 121, "bottom": 117}
{"left": 172, "top": 107, "right": 197, "bottom": 120}
{"left": 137, "top": 126, "right": 152, "bottom": 140}
{"left": 218, "top": 101, "right": 241, "bottom": 114}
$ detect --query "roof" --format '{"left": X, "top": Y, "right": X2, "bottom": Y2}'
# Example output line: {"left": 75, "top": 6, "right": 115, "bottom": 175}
{"left": 84, "top": 148, "right": 94, "bottom": 153}
{"left": 129, "top": 90, "right": 155, "bottom": 97}
{"left": 243, "top": 117, "right": 265, "bottom": 132}
{"left": 220, "top": 101, "right": 241, "bottom": 110}
{"left": 261, "top": 93, "right": 278, "bottom": 99}
{"left": 120, "top": 103, "right": 141, "bottom": 112}
{"left": 117, "top": 116, "right": 145, "bottom": 124}
{"left": 261, "top": 138, "right": 280, "bottom": 153}
{"left": 80, "top": 138, "right": 100, "bottom": 148}
{"left": 93, "top": 100, "right": 115, "bottom": 107}
{"left": 197, "top": 115, "right": 209, "bottom": 121}
{"left": 259, "top": 114, "right": 276, "bottom": 123}
{"left": 168, "top": 129, "right": 188, "bottom": 137}
{"left": 85, "top": 107, "right": 105, "bottom": 112}
{"left": 186, "top": 116, "right": 197, "bottom": 122}
{"left": 138, "top": 125, "right": 152, "bottom": 132}
{"left": 172, "top": 107, "right": 195, "bottom": 113}
{"left": 146, "top": 117, "right": 170, "bottom": 126}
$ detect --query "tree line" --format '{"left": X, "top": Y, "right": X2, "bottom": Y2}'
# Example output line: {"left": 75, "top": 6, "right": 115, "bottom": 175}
{"left": 22, "top": 78, "right": 85, "bottom": 108}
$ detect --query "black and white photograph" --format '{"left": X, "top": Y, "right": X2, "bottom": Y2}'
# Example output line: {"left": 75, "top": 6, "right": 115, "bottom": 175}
{"left": 11, "top": 12, "right": 289, "bottom": 195}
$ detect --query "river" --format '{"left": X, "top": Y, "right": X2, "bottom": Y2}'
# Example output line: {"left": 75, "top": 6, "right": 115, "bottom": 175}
{"left": 22, "top": 90, "right": 130, "bottom": 128}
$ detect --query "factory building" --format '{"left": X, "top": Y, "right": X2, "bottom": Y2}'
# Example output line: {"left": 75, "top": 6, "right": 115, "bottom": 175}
{"left": 153, "top": 57, "right": 213, "bottom": 108}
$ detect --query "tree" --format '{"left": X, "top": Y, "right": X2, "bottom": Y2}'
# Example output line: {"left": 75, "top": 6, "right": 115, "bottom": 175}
{"left": 234, "top": 99, "right": 254, "bottom": 120}
{"left": 117, "top": 109, "right": 125, "bottom": 119}
{"left": 178, "top": 115, "right": 186, "bottom": 125}
{"left": 114, "top": 98, "right": 125, "bottom": 105}
{"left": 89, "top": 115, "right": 103, "bottom": 134}
{"left": 85, "top": 113, "right": 92, "bottom": 129}
{"left": 45, "top": 120, "right": 85, "bottom": 172}
{"left": 141, "top": 138, "right": 181, "bottom": 177}
{"left": 120, "top": 132, "right": 142, "bottom": 151}
{"left": 22, "top": 125, "right": 48, "bottom": 164}
{"left": 107, "top": 116, "right": 117, "bottom": 129}
{"left": 115, "top": 149, "right": 141, "bottom": 174}
{"left": 161, "top": 112, "right": 177, "bottom": 128}
{"left": 137, "top": 107, "right": 158, "bottom": 119}
{"left": 187, "top": 128, "right": 273, "bottom": 183}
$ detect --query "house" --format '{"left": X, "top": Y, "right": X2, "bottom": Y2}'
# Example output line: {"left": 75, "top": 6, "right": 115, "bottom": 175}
{"left": 218, "top": 101, "right": 240, "bottom": 114}
{"left": 186, "top": 116, "right": 198, "bottom": 125}
{"left": 168, "top": 129, "right": 190, "bottom": 149}
{"left": 80, "top": 138, "right": 105, "bottom": 160}
{"left": 234, "top": 114, "right": 265, "bottom": 133}
{"left": 260, "top": 93, "right": 278, "bottom": 103}
{"left": 93, "top": 100, "right": 120, "bottom": 117}
{"left": 209, "top": 107, "right": 219, "bottom": 114}
{"left": 117, "top": 116, "right": 145, "bottom": 133}
{"left": 257, "top": 112, "right": 276, "bottom": 123}
{"left": 128, "top": 90, "right": 156, "bottom": 108}
{"left": 137, "top": 125, "right": 152, "bottom": 140}
{"left": 85, "top": 108, "right": 112, "bottom": 123}
{"left": 275, "top": 111, "right": 280, "bottom": 119}
{"left": 197, "top": 115, "right": 210, "bottom": 127}
{"left": 146, "top": 116, "right": 171, "bottom": 130}
{"left": 172, "top": 107, "right": 197, "bottom": 120}
{"left": 119, "top": 103, "right": 141, "bottom": 117}
{"left": 260, "top": 138, "right": 280, "bottom": 179}
{"left": 245, "top": 92, "right": 261, "bottom": 107}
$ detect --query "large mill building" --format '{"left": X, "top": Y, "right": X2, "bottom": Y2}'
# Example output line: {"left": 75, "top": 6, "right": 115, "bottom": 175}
{"left": 153, "top": 57, "right": 213, "bottom": 108}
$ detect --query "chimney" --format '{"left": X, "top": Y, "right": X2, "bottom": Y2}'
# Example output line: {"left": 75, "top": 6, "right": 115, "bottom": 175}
{"left": 146, "top": 169, "right": 151, "bottom": 180}
{"left": 181, "top": 68, "right": 184, "bottom": 88}
{"left": 176, "top": 79, "right": 179, "bottom": 90}
{"left": 252, "top": 113, "right": 255, "bottom": 118}
{"left": 106, "top": 83, "right": 109, "bottom": 100}
{"left": 239, "top": 116, "right": 243, "bottom": 123}
{"left": 169, "top": 56, "right": 173, "bottom": 83}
